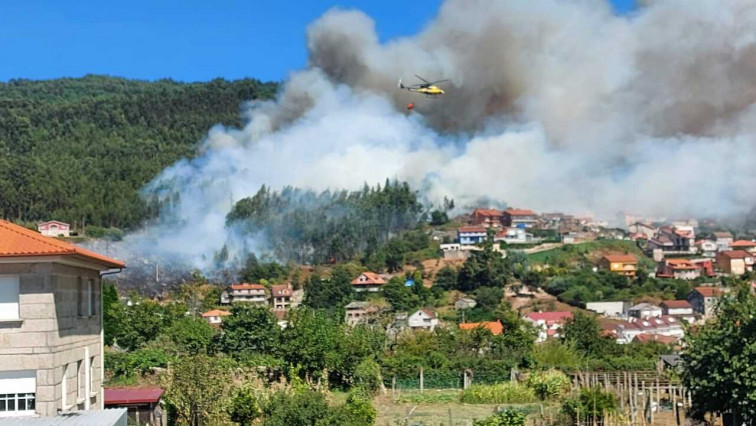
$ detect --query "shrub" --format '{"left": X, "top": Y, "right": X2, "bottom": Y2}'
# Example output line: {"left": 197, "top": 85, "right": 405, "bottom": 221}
{"left": 460, "top": 383, "right": 537, "bottom": 404}
{"left": 525, "top": 370, "right": 570, "bottom": 401}
{"left": 228, "top": 385, "right": 264, "bottom": 426}
{"left": 473, "top": 408, "right": 526, "bottom": 426}
{"left": 561, "top": 387, "right": 618, "bottom": 423}
{"left": 353, "top": 359, "right": 382, "bottom": 394}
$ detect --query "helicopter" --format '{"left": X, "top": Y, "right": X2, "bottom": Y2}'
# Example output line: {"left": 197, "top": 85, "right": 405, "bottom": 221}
{"left": 398, "top": 74, "right": 448, "bottom": 97}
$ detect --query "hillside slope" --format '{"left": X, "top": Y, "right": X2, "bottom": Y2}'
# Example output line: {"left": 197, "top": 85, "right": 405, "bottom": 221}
{"left": 0, "top": 75, "right": 277, "bottom": 229}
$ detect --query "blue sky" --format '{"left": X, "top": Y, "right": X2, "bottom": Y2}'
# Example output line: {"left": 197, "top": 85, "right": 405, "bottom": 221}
{"left": 0, "top": 0, "right": 636, "bottom": 83}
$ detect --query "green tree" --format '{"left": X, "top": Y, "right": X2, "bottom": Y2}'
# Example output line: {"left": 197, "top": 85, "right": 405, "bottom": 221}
{"left": 434, "top": 265, "right": 458, "bottom": 290}
{"left": 161, "top": 354, "right": 234, "bottom": 426}
{"left": 219, "top": 304, "right": 278, "bottom": 358}
{"left": 167, "top": 317, "right": 216, "bottom": 355}
{"left": 683, "top": 284, "right": 756, "bottom": 422}
{"left": 475, "top": 287, "right": 504, "bottom": 313}
{"left": 458, "top": 232, "right": 510, "bottom": 291}
{"left": 109, "top": 298, "right": 170, "bottom": 351}
{"left": 279, "top": 309, "right": 343, "bottom": 381}
{"left": 228, "top": 384, "right": 263, "bottom": 426}
{"left": 303, "top": 267, "right": 353, "bottom": 311}
{"left": 560, "top": 311, "right": 608, "bottom": 357}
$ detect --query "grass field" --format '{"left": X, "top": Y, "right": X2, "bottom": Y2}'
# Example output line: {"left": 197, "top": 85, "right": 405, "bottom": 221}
{"left": 526, "top": 240, "right": 655, "bottom": 269}
{"left": 373, "top": 390, "right": 546, "bottom": 425}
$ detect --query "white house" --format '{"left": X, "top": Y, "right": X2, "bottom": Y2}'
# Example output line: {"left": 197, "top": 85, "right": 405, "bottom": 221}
{"left": 660, "top": 300, "right": 696, "bottom": 323}
{"left": 494, "top": 228, "right": 537, "bottom": 245}
{"left": 614, "top": 316, "right": 685, "bottom": 344}
{"left": 458, "top": 227, "right": 487, "bottom": 245}
{"left": 37, "top": 220, "right": 71, "bottom": 237}
{"left": 628, "top": 303, "right": 663, "bottom": 319}
{"left": 201, "top": 309, "right": 230, "bottom": 325}
{"left": 454, "top": 298, "right": 477, "bottom": 310}
{"left": 523, "top": 311, "right": 573, "bottom": 343}
{"left": 408, "top": 310, "right": 439, "bottom": 331}
{"left": 586, "top": 301, "right": 631, "bottom": 318}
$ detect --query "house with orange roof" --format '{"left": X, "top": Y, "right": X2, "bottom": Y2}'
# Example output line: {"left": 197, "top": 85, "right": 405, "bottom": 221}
{"left": 730, "top": 240, "right": 756, "bottom": 254}
{"left": 270, "top": 283, "right": 302, "bottom": 311}
{"left": 470, "top": 208, "right": 504, "bottom": 228}
{"left": 201, "top": 309, "right": 231, "bottom": 325}
{"left": 221, "top": 283, "right": 267, "bottom": 304}
{"left": 598, "top": 254, "right": 638, "bottom": 278}
{"left": 716, "top": 250, "right": 754, "bottom": 275}
{"left": 0, "top": 218, "right": 124, "bottom": 417}
{"left": 459, "top": 321, "right": 503, "bottom": 335}
{"left": 502, "top": 208, "right": 538, "bottom": 229}
{"left": 351, "top": 272, "right": 386, "bottom": 293}
{"left": 408, "top": 309, "right": 439, "bottom": 331}
{"left": 656, "top": 258, "right": 700, "bottom": 280}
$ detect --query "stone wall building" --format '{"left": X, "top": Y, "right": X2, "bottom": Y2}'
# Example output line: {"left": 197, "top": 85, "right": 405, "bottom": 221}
{"left": 0, "top": 219, "right": 124, "bottom": 418}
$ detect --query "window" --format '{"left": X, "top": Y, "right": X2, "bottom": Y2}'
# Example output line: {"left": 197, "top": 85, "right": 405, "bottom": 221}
{"left": 0, "top": 276, "right": 20, "bottom": 321}
{"left": 77, "top": 278, "right": 84, "bottom": 317}
{"left": 0, "top": 371, "right": 36, "bottom": 417}
{"left": 87, "top": 279, "right": 94, "bottom": 317}
{"left": 0, "top": 393, "right": 35, "bottom": 414}
{"left": 89, "top": 357, "right": 96, "bottom": 397}
{"left": 77, "top": 360, "right": 84, "bottom": 400}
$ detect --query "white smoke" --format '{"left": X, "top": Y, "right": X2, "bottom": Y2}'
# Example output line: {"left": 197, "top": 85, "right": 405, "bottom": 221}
{"left": 116, "top": 0, "right": 756, "bottom": 272}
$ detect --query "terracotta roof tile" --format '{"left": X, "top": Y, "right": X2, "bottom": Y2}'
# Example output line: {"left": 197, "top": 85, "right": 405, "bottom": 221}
{"left": 602, "top": 254, "right": 638, "bottom": 263}
{"left": 351, "top": 272, "right": 386, "bottom": 285}
{"left": 731, "top": 240, "right": 756, "bottom": 248}
{"left": 0, "top": 219, "right": 124, "bottom": 268}
{"left": 661, "top": 300, "right": 692, "bottom": 309}
{"left": 229, "top": 283, "right": 265, "bottom": 290}
{"left": 201, "top": 309, "right": 231, "bottom": 317}
{"left": 505, "top": 208, "right": 536, "bottom": 216}
{"left": 694, "top": 286, "right": 722, "bottom": 298}
{"left": 525, "top": 311, "right": 574, "bottom": 323}
{"left": 459, "top": 321, "right": 503, "bottom": 335}
{"left": 458, "top": 226, "right": 487, "bottom": 233}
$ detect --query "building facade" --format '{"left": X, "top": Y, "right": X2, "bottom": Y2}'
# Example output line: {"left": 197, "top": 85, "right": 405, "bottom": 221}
{"left": 502, "top": 209, "right": 538, "bottom": 228}
{"left": 457, "top": 227, "right": 487, "bottom": 245}
{"left": 37, "top": 221, "right": 71, "bottom": 238}
{"left": 599, "top": 254, "right": 638, "bottom": 278}
{"left": 0, "top": 219, "right": 124, "bottom": 418}
{"left": 221, "top": 283, "right": 267, "bottom": 304}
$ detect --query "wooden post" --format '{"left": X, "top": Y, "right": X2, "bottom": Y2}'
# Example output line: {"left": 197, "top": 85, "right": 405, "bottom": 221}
{"left": 392, "top": 376, "right": 396, "bottom": 395}
{"left": 448, "top": 407, "right": 453, "bottom": 426}
{"left": 419, "top": 367, "right": 424, "bottom": 394}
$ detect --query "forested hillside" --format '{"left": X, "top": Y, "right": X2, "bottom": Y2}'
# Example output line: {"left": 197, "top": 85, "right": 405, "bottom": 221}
{"left": 0, "top": 75, "right": 277, "bottom": 229}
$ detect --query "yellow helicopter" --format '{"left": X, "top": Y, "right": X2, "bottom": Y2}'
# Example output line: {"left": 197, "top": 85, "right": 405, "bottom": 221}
{"left": 398, "top": 75, "right": 448, "bottom": 97}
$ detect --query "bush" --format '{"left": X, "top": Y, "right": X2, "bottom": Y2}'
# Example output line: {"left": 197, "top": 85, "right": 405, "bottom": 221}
{"left": 460, "top": 383, "right": 537, "bottom": 404}
{"left": 473, "top": 408, "right": 526, "bottom": 426}
{"left": 324, "top": 393, "right": 377, "bottom": 426}
{"left": 525, "top": 370, "right": 570, "bottom": 401}
{"left": 561, "top": 388, "right": 618, "bottom": 423}
{"left": 353, "top": 359, "right": 382, "bottom": 394}
{"left": 228, "top": 385, "right": 264, "bottom": 426}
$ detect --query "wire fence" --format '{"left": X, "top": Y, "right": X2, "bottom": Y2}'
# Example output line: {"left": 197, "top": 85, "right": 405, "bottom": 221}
{"left": 384, "top": 369, "right": 511, "bottom": 391}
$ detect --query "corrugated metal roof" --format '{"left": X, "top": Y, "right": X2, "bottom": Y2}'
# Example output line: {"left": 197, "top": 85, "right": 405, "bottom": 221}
{"left": 0, "top": 408, "right": 127, "bottom": 425}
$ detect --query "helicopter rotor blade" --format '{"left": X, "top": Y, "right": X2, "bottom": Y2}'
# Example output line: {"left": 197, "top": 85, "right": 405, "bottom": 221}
{"left": 429, "top": 79, "right": 449, "bottom": 85}
{"left": 414, "top": 74, "right": 431, "bottom": 84}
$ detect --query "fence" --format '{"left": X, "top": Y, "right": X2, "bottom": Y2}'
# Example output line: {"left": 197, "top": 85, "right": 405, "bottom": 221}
{"left": 384, "top": 368, "right": 513, "bottom": 392}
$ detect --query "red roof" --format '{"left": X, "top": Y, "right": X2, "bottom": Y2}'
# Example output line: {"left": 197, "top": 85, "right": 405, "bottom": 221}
{"left": 694, "top": 286, "right": 722, "bottom": 298}
{"left": 459, "top": 321, "right": 503, "bottom": 335}
{"left": 665, "top": 259, "right": 697, "bottom": 270}
{"left": 633, "top": 334, "right": 679, "bottom": 345}
{"left": 201, "top": 309, "right": 231, "bottom": 317}
{"left": 271, "top": 284, "right": 293, "bottom": 297}
{"left": 602, "top": 254, "right": 637, "bottom": 263}
{"left": 505, "top": 208, "right": 536, "bottom": 216}
{"left": 525, "top": 311, "right": 573, "bottom": 323}
{"left": 105, "top": 387, "right": 164, "bottom": 405}
{"left": 229, "top": 283, "right": 265, "bottom": 290}
{"left": 731, "top": 240, "right": 756, "bottom": 248}
{"left": 0, "top": 219, "right": 124, "bottom": 269}
{"left": 719, "top": 250, "right": 749, "bottom": 259}
{"left": 458, "top": 226, "right": 487, "bottom": 233}
{"left": 472, "top": 208, "right": 503, "bottom": 217}
{"left": 661, "top": 300, "right": 692, "bottom": 309}
{"left": 351, "top": 272, "right": 386, "bottom": 285}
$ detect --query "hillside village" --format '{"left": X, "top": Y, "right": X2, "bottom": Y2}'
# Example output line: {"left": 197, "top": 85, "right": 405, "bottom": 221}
{"left": 175, "top": 207, "right": 750, "bottom": 352}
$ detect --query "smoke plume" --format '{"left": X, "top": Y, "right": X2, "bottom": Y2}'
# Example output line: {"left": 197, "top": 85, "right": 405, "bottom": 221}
{"left": 114, "top": 0, "right": 756, "bottom": 273}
